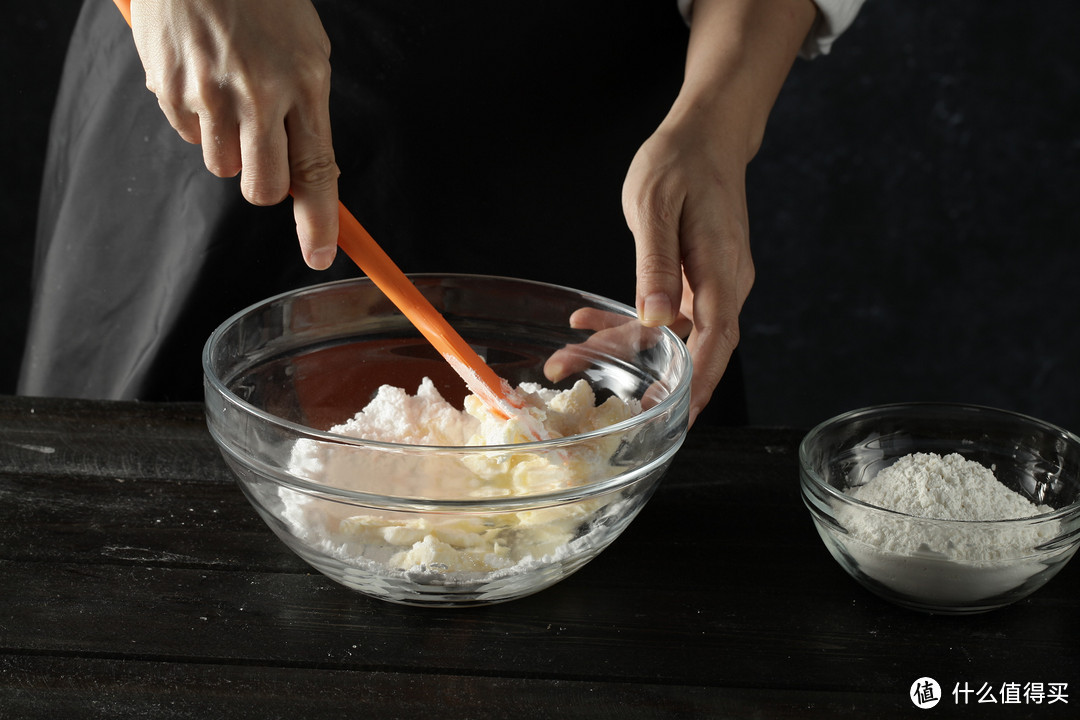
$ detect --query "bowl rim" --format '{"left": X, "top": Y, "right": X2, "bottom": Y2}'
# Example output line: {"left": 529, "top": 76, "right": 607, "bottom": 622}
{"left": 202, "top": 273, "right": 692, "bottom": 453}
{"left": 798, "top": 401, "right": 1080, "bottom": 525}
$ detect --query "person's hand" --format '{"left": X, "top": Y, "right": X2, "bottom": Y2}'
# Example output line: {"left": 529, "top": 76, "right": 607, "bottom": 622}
{"left": 544, "top": 307, "right": 693, "bottom": 410}
{"left": 621, "top": 0, "right": 817, "bottom": 426}
{"left": 622, "top": 109, "right": 754, "bottom": 427}
{"left": 130, "top": 0, "right": 339, "bottom": 269}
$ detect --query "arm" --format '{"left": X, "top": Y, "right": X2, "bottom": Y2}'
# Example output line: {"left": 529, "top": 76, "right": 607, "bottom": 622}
{"left": 129, "top": 0, "right": 340, "bottom": 269}
{"left": 622, "top": 0, "right": 818, "bottom": 425}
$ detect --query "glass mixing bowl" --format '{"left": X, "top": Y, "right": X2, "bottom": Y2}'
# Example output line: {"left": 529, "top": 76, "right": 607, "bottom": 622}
{"left": 800, "top": 403, "right": 1080, "bottom": 614}
{"left": 204, "top": 275, "right": 691, "bottom": 606}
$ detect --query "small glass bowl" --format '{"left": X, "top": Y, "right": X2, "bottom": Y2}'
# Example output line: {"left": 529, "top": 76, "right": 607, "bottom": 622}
{"left": 799, "top": 403, "right": 1080, "bottom": 614}
{"left": 203, "top": 275, "right": 691, "bottom": 606}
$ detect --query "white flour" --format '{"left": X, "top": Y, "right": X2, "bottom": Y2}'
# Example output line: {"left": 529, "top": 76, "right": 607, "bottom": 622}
{"left": 829, "top": 452, "right": 1062, "bottom": 606}
{"left": 849, "top": 452, "right": 1050, "bottom": 526}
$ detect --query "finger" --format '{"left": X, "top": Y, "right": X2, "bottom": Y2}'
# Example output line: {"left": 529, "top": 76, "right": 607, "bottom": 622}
{"left": 676, "top": 187, "right": 753, "bottom": 426}
{"left": 567, "top": 307, "right": 634, "bottom": 332}
{"left": 623, "top": 179, "right": 684, "bottom": 328}
{"left": 684, "top": 279, "right": 742, "bottom": 428}
{"left": 197, "top": 110, "right": 242, "bottom": 178}
{"left": 545, "top": 327, "right": 635, "bottom": 383}
{"left": 282, "top": 44, "right": 338, "bottom": 269}
{"left": 543, "top": 344, "right": 586, "bottom": 384}
{"left": 544, "top": 320, "right": 666, "bottom": 383}
{"left": 570, "top": 306, "right": 695, "bottom": 344}
{"left": 238, "top": 108, "right": 292, "bottom": 207}
{"left": 549, "top": 310, "right": 635, "bottom": 382}
{"left": 287, "top": 109, "right": 340, "bottom": 270}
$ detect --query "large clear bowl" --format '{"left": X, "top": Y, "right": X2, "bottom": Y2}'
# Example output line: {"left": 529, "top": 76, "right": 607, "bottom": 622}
{"left": 204, "top": 275, "right": 691, "bottom": 606}
{"left": 800, "top": 403, "right": 1080, "bottom": 614}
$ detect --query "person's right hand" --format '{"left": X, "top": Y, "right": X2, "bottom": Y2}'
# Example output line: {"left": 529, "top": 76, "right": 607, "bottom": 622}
{"left": 130, "top": 0, "right": 340, "bottom": 269}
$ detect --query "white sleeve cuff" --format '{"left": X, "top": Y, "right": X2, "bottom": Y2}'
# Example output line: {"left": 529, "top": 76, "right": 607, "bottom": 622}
{"left": 800, "top": 0, "right": 866, "bottom": 57}
{"left": 676, "top": 0, "right": 866, "bottom": 58}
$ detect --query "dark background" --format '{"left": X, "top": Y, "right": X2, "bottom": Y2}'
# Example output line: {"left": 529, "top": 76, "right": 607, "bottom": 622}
{"left": 4, "top": 1, "right": 1079, "bottom": 432}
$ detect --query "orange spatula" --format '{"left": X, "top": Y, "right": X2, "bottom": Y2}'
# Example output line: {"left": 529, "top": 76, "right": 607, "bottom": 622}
{"left": 111, "top": 0, "right": 529, "bottom": 421}
{"left": 334, "top": 203, "right": 527, "bottom": 419}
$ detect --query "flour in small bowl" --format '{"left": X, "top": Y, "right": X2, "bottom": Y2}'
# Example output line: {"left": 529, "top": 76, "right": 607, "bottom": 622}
{"left": 829, "top": 452, "right": 1063, "bottom": 606}
{"left": 849, "top": 452, "right": 1048, "bottom": 523}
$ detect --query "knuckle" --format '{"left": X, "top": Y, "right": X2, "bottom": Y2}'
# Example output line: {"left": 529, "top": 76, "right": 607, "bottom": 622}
{"left": 291, "top": 154, "right": 340, "bottom": 191}
{"left": 156, "top": 101, "right": 199, "bottom": 144}
{"left": 624, "top": 178, "right": 680, "bottom": 234}
{"left": 716, "top": 321, "right": 742, "bottom": 351}
{"left": 150, "top": 74, "right": 187, "bottom": 113}
{"left": 204, "top": 153, "right": 240, "bottom": 179}
{"left": 635, "top": 250, "right": 682, "bottom": 287}
{"left": 293, "top": 52, "right": 332, "bottom": 96}
{"left": 696, "top": 321, "right": 742, "bottom": 369}
{"left": 192, "top": 77, "right": 239, "bottom": 120}
{"left": 203, "top": 157, "right": 226, "bottom": 177}
{"left": 242, "top": 175, "right": 289, "bottom": 206}
{"left": 243, "top": 53, "right": 331, "bottom": 108}
{"left": 193, "top": 84, "right": 228, "bottom": 117}
{"left": 146, "top": 66, "right": 180, "bottom": 102}
{"left": 742, "top": 260, "right": 757, "bottom": 293}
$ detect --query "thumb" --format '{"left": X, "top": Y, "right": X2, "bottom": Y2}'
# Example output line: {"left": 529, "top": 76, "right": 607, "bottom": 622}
{"left": 623, "top": 182, "right": 684, "bottom": 328}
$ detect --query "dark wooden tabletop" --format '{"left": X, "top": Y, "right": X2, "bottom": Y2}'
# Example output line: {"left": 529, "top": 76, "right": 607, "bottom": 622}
{"left": 1, "top": 395, "right": 1077, "bottom": 718}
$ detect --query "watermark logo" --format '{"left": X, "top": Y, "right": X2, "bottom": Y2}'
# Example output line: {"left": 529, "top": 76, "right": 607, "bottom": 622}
{"left": 911, "top": 677, "right": 942, "bottom": 709}
{"left": 910, "top": 678, "right": 1069, "bottom": 709}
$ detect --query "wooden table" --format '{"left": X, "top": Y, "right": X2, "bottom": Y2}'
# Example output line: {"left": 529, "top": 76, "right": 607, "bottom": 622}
{"left": 1, "top": 395, "right": 1077, "bottom": 718}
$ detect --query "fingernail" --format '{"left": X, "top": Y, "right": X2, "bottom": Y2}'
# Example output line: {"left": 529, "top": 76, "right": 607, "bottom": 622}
{"left": 308, "top": 247, "right": 336, "bottom": 270}
{"left": 641, "top": 293, "right": 673, "bottom": 326}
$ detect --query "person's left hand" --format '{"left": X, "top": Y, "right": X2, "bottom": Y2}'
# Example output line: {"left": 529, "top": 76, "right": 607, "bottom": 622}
{"left": 621, "top": 105, "right": 756, "bottom": 427}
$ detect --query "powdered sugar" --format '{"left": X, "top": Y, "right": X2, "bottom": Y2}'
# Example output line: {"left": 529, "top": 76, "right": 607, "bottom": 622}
{"left": 333, "top": 378, "right": 476, "bottom": 446}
